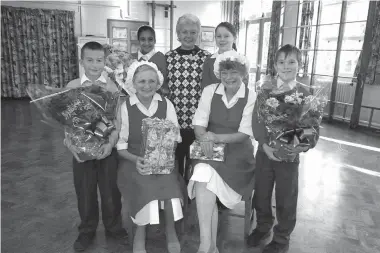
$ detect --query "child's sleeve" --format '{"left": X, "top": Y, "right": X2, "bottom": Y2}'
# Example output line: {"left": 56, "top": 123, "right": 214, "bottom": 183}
{"left": 252, "top": 99, "right": 269, "bottom": 148}
{"left": 165, "top": 98, "right": 182, "bottom": 143}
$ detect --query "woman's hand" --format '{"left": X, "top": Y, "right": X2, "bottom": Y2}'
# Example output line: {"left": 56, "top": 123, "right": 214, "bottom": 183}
{"left": 200, "top": 141, "right": 214, "bottom": 158}
{"left": 198, "top": 132, "right": 217, "bottom": 158}
{"left": 199, "top": 131, "right": 218, "bottom": 143}
{"left": 136, "top": 157, "right": 151, "bottom": 175}
{"left": 263, "top": 143, "right": 281, "bottom": 161}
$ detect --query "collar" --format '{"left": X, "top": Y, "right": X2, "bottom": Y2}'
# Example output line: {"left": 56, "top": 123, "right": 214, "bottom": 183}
{"left": 129, "top": 93, "right": 162, "bottom": 106}
{"left": 277, "top": 78, "right": 297, "bottom": 90}
{"left": 211, "top": 49, "right": 235, "bottom": 59}
{"left": 80, "top": 74, "right": 107, "bottom": 85}
{"left": 176, "top": 45, "right": 201, "bottom": 55}
{"left": 138, "top": 49, "right": 156, "bottom": 61}
{"left": 215, "top": 82, "right": 246, "bottom": 98}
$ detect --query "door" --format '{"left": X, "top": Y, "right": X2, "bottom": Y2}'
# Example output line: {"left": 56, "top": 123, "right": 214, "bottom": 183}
{"left": 244, "top": 18, "right": 271, "bottom": 90}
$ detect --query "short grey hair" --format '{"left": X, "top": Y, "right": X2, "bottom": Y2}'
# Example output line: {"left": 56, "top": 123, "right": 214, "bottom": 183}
{"left": 176, "top": 14, "right": 201, "bottom": 34}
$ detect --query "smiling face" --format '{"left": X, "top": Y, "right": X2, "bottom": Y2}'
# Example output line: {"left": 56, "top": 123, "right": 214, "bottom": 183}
{"left": 139, "top": 30, "right": 155, "bottom": 54}
{"left": 177, "top": 23, "right": 199, "bottom": 50}
{"left": 274, "top": 52, "right": 300, "bottom": 83}
{"left": 215, "top": 26, "right": 235, "bottom": 53}
{"left": 81, "top": 48, "right": 105, "bottom": 80}
{"left": 220, "top": 68, "right": 243, "bottom": 91}
{"left": 133, "top": 68, "right": 159, "bottom": 100}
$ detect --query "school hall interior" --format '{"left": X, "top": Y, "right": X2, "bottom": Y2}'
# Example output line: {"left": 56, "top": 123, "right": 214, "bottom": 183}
{"left": 1, "top": 0, "right": 380, "bottom": 253}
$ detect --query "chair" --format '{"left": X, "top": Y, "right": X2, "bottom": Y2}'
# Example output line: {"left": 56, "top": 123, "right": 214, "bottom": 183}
{"left": 219, "top": 175, "right": 255, "bottom": 238}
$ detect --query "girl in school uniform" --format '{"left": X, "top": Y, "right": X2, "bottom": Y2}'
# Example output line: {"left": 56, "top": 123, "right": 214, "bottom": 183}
{"left": 116, "top": 61, "right": 184, "bottom": 253}
{"left": 201, "top": 22, "right": 239, "bottom": 88}
{"left": 131, "top": 25, "right": 169, "bottom": 95}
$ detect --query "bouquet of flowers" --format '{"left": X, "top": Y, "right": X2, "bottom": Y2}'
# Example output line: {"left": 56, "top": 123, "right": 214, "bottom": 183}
{"left": 27, "top": 83, "right": 120, "bottom": 161}
{"left": 257, "top": 78, "right": 328, "bottom": 162}
{"left": 140, "top": 117, "right": 179, "bottom": 174}
{"left": 103, "top": 44, "right": 136, "bottom": 96}
{"left": 189, "top": 141, "right": 226, "bottom": 162}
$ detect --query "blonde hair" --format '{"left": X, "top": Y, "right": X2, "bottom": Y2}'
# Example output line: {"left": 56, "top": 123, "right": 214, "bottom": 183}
{"left": 176, "top": 14, "right": 201, "bottom": 34}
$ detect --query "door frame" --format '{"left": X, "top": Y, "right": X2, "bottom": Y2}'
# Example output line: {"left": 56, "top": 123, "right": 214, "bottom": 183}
{"left": 244, "top": 17, "right": 271, "bottom": 83}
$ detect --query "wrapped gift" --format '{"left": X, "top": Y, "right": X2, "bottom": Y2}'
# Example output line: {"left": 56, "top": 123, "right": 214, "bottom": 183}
{"left": 27, "top": 83, "right": 120, "bottom": 161}
{"left": 140, "top": 118, "right": 179, "bottom": 174}
{"left": 189, "top": 140, "right": 226, "bottom": 162}
{"left": 270, "top": 128, "right": 312, "bottom": 162}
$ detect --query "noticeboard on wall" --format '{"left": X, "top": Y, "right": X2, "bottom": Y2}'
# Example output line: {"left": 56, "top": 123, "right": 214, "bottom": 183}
{"left": 107, "top": 19, "right": 149, "bottom": 53}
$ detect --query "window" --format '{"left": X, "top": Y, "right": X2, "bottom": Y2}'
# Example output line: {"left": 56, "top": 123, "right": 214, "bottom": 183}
{"left": 284, "top": 0, "right": 369, "bottom": 121}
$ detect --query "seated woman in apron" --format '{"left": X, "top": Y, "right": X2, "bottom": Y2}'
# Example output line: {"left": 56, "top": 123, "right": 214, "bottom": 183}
{"left": 188, "top": 51, "right": 256, "bottom": 253}
{"left": 117, "top": 61, "right": 184, "bottom": 253}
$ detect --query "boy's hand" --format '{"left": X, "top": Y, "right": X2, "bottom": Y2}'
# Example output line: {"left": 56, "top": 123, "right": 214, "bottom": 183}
{"left": 263, "top": 143, "right": 281, "bottom": 161}
{"left": 283, "top": 144, "right": 310, "bottom": 154}
{"left": 136, "top": 157, "right": 151, "bottom": 175}
{"left": 63, "top": 139, "right": 85, "bottom": 163}
{"left": 97, "top": 143, "right": 113, "bottom": 160}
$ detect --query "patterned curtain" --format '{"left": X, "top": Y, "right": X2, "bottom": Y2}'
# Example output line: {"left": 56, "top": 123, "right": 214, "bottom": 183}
{"left": 353, "top": 1, "right": 380, "bottom": 86}
{"left": 1, "top": 6, "right": 77, "bottom": 98}
{"left": 265, "top": 1, "right": 282, "bottom": 76}
{"left": 297, "top": 1, "right": 314, "bottom": 77}
{"left": 221, "top": 0, "right": 241, "bottom": 34}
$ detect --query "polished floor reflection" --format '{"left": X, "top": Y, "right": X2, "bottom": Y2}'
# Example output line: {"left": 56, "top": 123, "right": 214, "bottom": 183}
{"left": 2, "top": 100, "right": 380, "bottom": 253}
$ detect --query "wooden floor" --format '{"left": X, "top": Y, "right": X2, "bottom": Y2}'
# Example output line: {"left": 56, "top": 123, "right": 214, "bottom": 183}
{"left": 2, "top": 99, "right": 380, "bottom": 253}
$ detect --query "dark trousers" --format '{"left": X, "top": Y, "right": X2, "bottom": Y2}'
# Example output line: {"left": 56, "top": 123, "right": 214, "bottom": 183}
{"left": 254, "top": 150, "right": 299, "bottom": 244}
{"left": 73, "top": 149, "right": 123, "bottom": 234}
{"left": 175, "top": 129, "right": 195, "bottom": 178}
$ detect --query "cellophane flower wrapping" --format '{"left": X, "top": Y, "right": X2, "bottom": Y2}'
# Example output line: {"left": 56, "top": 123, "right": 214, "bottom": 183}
{"left": 189, "top": 141, "right": 226, "bottom": 162}
{"left": 256, "top": 78, "right": 328, "bottom": 162}
{"left": 140, "top": 118, "right": 179, "bottom": 174}
{"left": 27, "top": 83, "right": 120, "bottom": 161}
{"left": 103, "top": 44, "right": 136, "bottom": 96}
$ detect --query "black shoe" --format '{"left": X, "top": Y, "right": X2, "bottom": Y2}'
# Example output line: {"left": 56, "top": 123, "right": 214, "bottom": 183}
{"left": 105, "top": 228, "right": 128, "bottom": 240}
{"left": 262, "top": 240, "right": 289, "bottom": 253}
{"left": 73, "top": 232, "right": 96, "bottom": 252}
{"left": 246, "top": 229, "right": 271, "bottom": 247}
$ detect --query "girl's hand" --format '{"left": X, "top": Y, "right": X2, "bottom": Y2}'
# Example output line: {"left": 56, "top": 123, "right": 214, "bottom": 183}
{"left": 136, "top": 157, "right": 151, "bottom": 175}
{"left": 263, "top": 143, "right": 281, "bottom": 161}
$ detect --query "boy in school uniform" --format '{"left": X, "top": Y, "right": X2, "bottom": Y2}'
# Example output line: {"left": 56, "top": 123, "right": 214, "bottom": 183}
{"left": 247, "top": 44, "right": 319, "bottom": 253}
{"left": 65, "top": 41, "right": 127, "bottom": 252}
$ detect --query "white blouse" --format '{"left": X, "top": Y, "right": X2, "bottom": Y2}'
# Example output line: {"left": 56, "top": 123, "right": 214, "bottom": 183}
{"left": 192, "top": 83, "right": 256, "bottom": 137}
{"left": 116, "top": 93, "right": 182, "bottom": 150}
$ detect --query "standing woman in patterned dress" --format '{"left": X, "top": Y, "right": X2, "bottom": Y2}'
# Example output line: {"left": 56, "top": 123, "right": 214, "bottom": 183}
{"left": 165, "top": 14, "right": 211, "bottom": 179}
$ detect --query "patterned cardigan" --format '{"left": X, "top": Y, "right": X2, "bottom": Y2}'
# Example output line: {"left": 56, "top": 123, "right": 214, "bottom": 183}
{"left": 165, "top": 47, "right": 210, "bottom": 130}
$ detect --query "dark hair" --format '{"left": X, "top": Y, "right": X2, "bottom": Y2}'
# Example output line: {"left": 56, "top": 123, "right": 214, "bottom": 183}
{"left": 219, "top": 59, "right": 247, "bottom": 77}
{"left": 275, "top": 44, "right": 302, "bottom": 64}
{"left": 81, "top": 41, "right": 105, "bottom": 59}
{"left": 215, "top": 22, "right": 237, "bottom": 51}
{"left": 137, "top": 25, "right": 156, "bottom": 42}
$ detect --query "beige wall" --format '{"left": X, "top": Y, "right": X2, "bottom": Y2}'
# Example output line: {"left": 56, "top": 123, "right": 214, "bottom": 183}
{"left": 1, "top": 0, "right": 221, "bottom": 51}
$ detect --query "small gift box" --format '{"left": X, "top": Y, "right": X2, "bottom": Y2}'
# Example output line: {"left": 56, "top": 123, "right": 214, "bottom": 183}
{"left": 140, "top": 118, "right": 179, "bottom": 175}
{"left": 189, "top": 141, "right": 226, "bottom": 162}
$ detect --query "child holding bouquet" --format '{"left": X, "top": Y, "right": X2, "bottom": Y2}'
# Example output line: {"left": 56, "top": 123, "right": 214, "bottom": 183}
{"left": 116, "top": 61, "right": 184, "bottom": 253}
{"left": 65, "top": 41, "right": 127, "bottom": 252}
{"left": 247, "top": 44, "right": 320, "bottom": 253}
